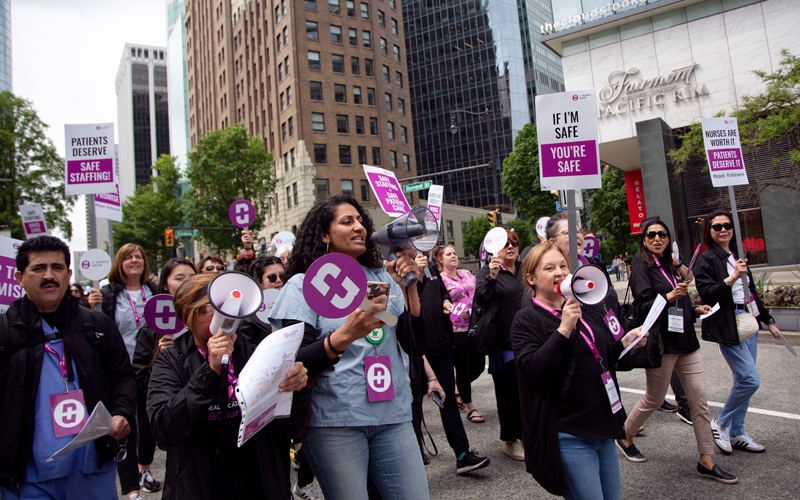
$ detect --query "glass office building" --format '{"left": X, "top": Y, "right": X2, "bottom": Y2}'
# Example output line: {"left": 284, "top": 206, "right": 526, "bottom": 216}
{"left": 0, "top": 0, "right": 11, "bottom": 92}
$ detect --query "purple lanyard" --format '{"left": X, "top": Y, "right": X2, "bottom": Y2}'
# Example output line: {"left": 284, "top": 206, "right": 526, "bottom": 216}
{"left": 43, "top": 343, "right": 68, "bottom": 381}
{"left": 127, "top": 286, "right": 147, "bottom": 327}
{"left": 531, "top": 297, "right": 603, "bottom": 363}
{"left": 197, "top": 346, "right": 237, "bottom": 400}
{"left": 654, "top": 258, "right": 677, "bottom": 289}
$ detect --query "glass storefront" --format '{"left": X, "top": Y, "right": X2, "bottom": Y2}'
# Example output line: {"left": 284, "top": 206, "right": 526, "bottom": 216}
{"left": 688, "top": 208, "right": 767, "bottom": 266}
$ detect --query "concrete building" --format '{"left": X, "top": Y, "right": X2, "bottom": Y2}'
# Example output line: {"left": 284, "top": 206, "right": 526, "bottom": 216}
{"left": 167, "top": 0, "right": 190, "bottom": 173}
{"left": 541, "top": 0, "right": 800, "bottom": 265}
{"left": 116, "top": 43, "right": 171, "bottom": 202}
{"left": 0, "top": 0, "right": 9, "bottom": 92}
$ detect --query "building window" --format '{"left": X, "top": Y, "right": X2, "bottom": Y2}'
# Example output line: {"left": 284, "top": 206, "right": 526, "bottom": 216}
{"left": 353, "top": 86, "right": 362, "bottom": 104}
{"left": 372, "top": 147, "right": 381, "bottom": 165}
{"left": 391, "top": 18, "right": 398, "bottom": 35}
{"left": 306, "top": 21, "right": 319, "bottom": 40}
{"left": 380, "top": 37, "right": 387, "bottom": 55}
{"left": 335, "top": 84, "right": 346, "bottom": 103}
{"left": 446, "top": 220, "right": 454, "bottom": 238}
{"left": 378, "top": 10, "right": 385, "bottom": 27}
{"left": 330, "top": 25, "right": 343, "bottom": 43}
{"left": 346, "top": 0, "right": 355, "bottom": 16}
{"left": 369, "top": 117, "right": 378, "bottom": 135}
{"left": 403, "top": 153, "right": 410, "bottom": 171}
{"left": 339, "top": 145, "right": 352, "bottom": 164}
{"left": 400, "top": 126, "right": 407, "bottom": 143}
{"left": 389, "top": 0, "right": 395, "bottom": 9}
{"left": 291, "top": 148, "right": 296, "bottom": 168}
{"left": 336, "top": 114, "right": 349, "bottom": 133}
{"left": 360, "top": 2, "right": 369, "bottom": 19}
{"left": 308, "top": 50, "right": 321, "bottom": 69}
{"left": 384, "top": 93, "right": 392, "bottom": 111}
{"left": 305, "top": 0, "right": 317, "bottom": 9}
{"left": 312, "top": 112, "right": 325, "bottom": 131}
{"left": 317, "top": 179, "right": 330, "bottom": 200}
{"left": 332, "top": 54, "right": 345, "bottom": 73}
{"left": 328, "top": 0, "right": 340, "bottom": 14}
{"left": 284, "top": 56, "right": 290, "bottom": 75}
{"left": 398, "top": 98, "right": 405, "bottom": 116}
{"left": 389, "top": 150, "right": 397, "bottom": 169}
{"left": 349, "top": 28, "right": 358, "bottom": 46}
{"left": 276, "top": 6, "right": 281, "bottom": 23}
{"left": 314, "top": 144, "right": 327, "bottom": 163}
{"left": 395, "top": 71, "right": 402, "bottom": 88}
{"left": 387, "top": 121, "right": 394, "bottom": 140}
{"left": 276, "top": 35, "right": 282, "bottom": 52}
{"left": 287, "top": 86, "right": 293, "bottom": 105}
{"left": 341, "top": 179, "right": 354, "bottom": 196}
{"left": 310, "top": 81, "right": 323, "bottom": 100}
{"left": 286, "top": 186, "right": 292, "bottom": 208}
{"left": 278, "top": 63, "right": 284, "bottom": 80}
{"left": 283, "top": 27, "right": 288, "bottom": 47}
{"left": 351, "top": 57, "right": 360, "bottom": 74}
{"left": 284, "top": 152, "right": 289, "bottom": 171}
{"left": 367, "top": 88, "right": 376, "bottom": 106}
{"left": 365, "top": 58, "right": 374, "bottom": 76}
{"left": 358, "top": 146, "right": 367, "bottom": 165}
{"left": 288, "top": 116, "right": 294, "bottom": 136}
{"left": 382, "top": 65, "right": 390, "bottom": 82}
{"left": 280, "top": 92, "right": 285, "bottom": 111}
{"left": 281, "top": 122, "right": 287, "bottom": 141}
{"left": 360, "top": 179, "right": 370, "bottom": 201}
{"left": 393, "top": 46, "right": 401, "bottom": 62}
{"left": 362, "top": 31, "right": 371, "bottom": 48}
{"left": 355, "top": 115, "right": 364, "bottom": 134}
{"left": 293, "top": 183, "right": 299, "bottom": 205}
{"left": 282, "top": 0, "right": 287, "bottom": 15}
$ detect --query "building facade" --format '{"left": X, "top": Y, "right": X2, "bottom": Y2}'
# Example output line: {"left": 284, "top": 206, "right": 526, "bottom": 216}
{"left": 0, "top": 0, "right": 10, "bottom": 92}
{"left": 168, "top": 0, "right": 191, "bottom": 173}
{"left": 116, "top": 44, "right": 171, "bottom": 201}
{"left": 541, "top": 0, "right": 800, "bottom": 265}
{"left": 185, "top": 0, "right": 417, "bottom": 240}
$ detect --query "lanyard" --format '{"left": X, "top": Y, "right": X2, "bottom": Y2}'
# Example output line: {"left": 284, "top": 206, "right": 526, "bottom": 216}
{"left": 654, "top": 257, "right": 677, "bottom": 289}
{"left": 42, "top": 341, "right": 74, "bottom": 394}
{"left": 197, "top": 346, "right": 237, "bottom": 400}
{"left": 126, "top": 286, "right": 148, "bottom": 327}
{"left": 531, "top": 297, "right": 604, "bottom": 365}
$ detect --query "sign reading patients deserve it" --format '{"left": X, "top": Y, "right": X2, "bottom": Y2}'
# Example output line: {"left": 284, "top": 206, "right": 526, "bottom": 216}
{"left": 78, "top": 249, "right": 112, "bottom": 281}
{"left": 427, "top": 185, "right": 444, "bottom": 225}
{"left": 64, "top": 123, "right": 116, "bottom": 196}
{"left": 229, "top": 200, "right": 256, "bottom": 228}
{"left": 256, "top": 288, "right": 281, "bottom": 323}
{"left": 303, "top": 253, "right": 368, "bottom": 319}
{"left": 535, "top": 90, "right": 601, "bottom": 191}
{"left": 19, "top": 203, "right": 48, "bottom": 239}
{"left": 94, "top": 174, "right": 123, "bottom": 222}
{"left": 143, "top": 294, "right": 185, "bottom": 336}
{"left": 363, "top": 164, "right": 411, "bottom": 217}
{"left": 0, "top": 235, "right": 25, "bottom": 313}
{"left": 701, "top": 117, "right": 749, "bottom": 188}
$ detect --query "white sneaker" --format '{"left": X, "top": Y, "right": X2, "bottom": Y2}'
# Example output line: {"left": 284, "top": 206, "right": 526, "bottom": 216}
{"left": 293, "top": 482, "right": 322, "bottom": 500}
{"left": 711, "top": 418, "right": 732, "bottom": 454}
{"left": 731, "top": 433, "right": 766, "bottom": 453}
{"left": 503, "top": 440, "right": 525, "bottom": 461}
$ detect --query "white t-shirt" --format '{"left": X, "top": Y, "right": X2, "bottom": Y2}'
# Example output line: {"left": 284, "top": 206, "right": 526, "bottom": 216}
{"left": 726, "top": 254, "right": 745, "bottom": 304}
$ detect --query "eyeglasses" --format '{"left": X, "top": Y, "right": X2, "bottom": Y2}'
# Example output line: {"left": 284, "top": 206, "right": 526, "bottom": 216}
{"left": 645, "top": 230, "right": 669, "bottom": 239}
{"left": 711, "top": 223, "right": 734, "bottom": 232}
{"left": 205, "top": 265, "right": 225, "bottom": 272}
{"left": 265, "top": 273, "right": 283, "bottom": 283}
{"left": 195, "top": 304, "right": 214, "bottom": 320}
{"left": 505, "top": 240, "right": 519, "bottom": 248}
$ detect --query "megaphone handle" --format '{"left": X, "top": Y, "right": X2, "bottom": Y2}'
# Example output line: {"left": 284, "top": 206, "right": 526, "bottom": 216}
{"left": 221, "top": 353, "right": 229, "bottom": 365}
{"left": 403, "top": 272, "right": 418, "bottom": 288}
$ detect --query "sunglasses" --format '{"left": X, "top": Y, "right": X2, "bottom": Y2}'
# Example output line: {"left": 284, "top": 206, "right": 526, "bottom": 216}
{"left": 265, "top": 273, "right": 283, "bottom": 283}
{"left": 205, "top": 265, "right": 225, "bottom": 272}
{"left": 505, "top": 240, "right": 519, "bottom": 248}
{"left": 711, "top": 223, "right": 734, "bottom": 232}
{"left": 645, "top": 230, "right": 669, "bottom": 239}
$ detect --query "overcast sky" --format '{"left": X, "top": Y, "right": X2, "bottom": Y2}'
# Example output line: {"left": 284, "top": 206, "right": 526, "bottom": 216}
{"left": 12, "top": 0, "right": 168, "bottom": 257}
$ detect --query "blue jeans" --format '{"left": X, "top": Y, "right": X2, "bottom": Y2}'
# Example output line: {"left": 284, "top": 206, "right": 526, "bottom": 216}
{"left": 558, "top": 432, "right": 622, "bottom": 500}
{"left": 303, "top": 422, "right": 430, "bottom": 500}
{"left": 718, "top": 313, "right": 760, "bottom": 437}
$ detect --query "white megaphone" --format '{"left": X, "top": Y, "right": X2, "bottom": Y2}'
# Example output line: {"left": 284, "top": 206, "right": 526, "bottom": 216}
{"left": 208, "top": 271, "right": 263, "bottom": 364}
{"left": 371, "top": 206, "right": 439, "bottom": 288}
{"left": 557, "top": 264, "right": 609, "bottom": 305}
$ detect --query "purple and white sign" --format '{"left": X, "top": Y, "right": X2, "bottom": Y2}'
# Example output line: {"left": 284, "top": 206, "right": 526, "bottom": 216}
{"left": 701, "top": 117, "right": 749, "bottom": 187}
{"left": 79, "top": 248, "right": 112, "bottom": 282}
{"left": 229, "top": 200, "right": 256, "bottom": 228}
{"left": 479, "top": 242, "right": 488, "bottom": 268}
{"left": 535, "top": 90, "right": 601, "bottom": 191}
{"left": 535, "top": 217, "right": 550, "bottom": 238}
{"left": 363, "top": 165, "right": 411, "bottom": 217}
{"left": 64, "top": 123, "right": 115, "bottom": 196}
{"left": 19, "top": 203, "right": 48, "bottom": 239}
{"left": 483, "top": 227, "right": 508, "bottom": 255}
{"left": 582, "top": 235, "right": 600, "bottom": 259}
{"left": 0, "top": 235, "right": 25, "bottom": 313}
{"left": 270, "top": 231, "right": 296, "bottom": 249}
{"left": 49, "top": 391, "right": 87, "bottom": 439}
{"left": 143, "top": 294, "right": 185, "bottom": 335}
{"left": 365, "top": 355, "right": 395, "bottom": 402}
{"left": 303, "top": 253, "right": 368, "bottom": 319}
{"left": 94, "top": 179, "right": 122, "bottom": 222}
{"left": 256, "top": 288, "right": 281, "bottom": 323}
{"left": 427, "top": 185, "right": 444, "bottom": 225}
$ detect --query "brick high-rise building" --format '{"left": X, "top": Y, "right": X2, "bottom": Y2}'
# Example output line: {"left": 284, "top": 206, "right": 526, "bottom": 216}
{"left": 185, "top": 0, "right": 417, "bottom": 237}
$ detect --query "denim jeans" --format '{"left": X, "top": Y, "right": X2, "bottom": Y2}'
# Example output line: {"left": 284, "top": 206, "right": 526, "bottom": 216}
{"left": 303, "top": 422, "right": 430, "bottom": 500}
{"left": 558, "top": 432, "right": 622, "bottom": 500}
{"left": 718, "top": 311, "right": 760, "bottom": 437}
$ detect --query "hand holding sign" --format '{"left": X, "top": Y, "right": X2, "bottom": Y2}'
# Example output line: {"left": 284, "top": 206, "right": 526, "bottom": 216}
{"left": 143, "top": 294, "right": 186, "bottom": 336}
{"left": 483, "top": 227, "right": 508, "bottom": 257}
{"left": 229, "top": 200, "right": 256, "bottom": 228}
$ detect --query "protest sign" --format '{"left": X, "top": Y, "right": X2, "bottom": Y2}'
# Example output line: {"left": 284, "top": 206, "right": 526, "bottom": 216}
{"left": 94, "top": 181, "right": 122, "bottom": 222}
{"left": 363, "top": 165, "right": 411, "bottom": 217}
{"left": 64, "top": 123, "right": 115, "bottom": 195}
{"left": 0, "top": 236, "right": 24, "bottom": 313}
{"left": 19, "top": 203, "right": 48, "bottom": 238}
{"left": 701, "top": 117, "right": 749, "bottom": 187}
{"left": 427, "top": 185, "right": 444, "bottom": 225}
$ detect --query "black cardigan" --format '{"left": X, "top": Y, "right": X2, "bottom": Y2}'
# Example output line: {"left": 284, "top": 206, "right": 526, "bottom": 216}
{"left": 694, "top": 244, "right": 773, "bottom": 345}
{"left": 475, "top": 260, "right": 523, "bottom": 351}
{"left": 415, "top": 262, "right": 453, "bottom": 351}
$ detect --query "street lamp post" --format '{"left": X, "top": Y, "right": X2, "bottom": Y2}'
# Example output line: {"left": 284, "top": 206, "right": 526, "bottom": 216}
{"left": 450, "top": 106, "right": 499, "bottom": 213}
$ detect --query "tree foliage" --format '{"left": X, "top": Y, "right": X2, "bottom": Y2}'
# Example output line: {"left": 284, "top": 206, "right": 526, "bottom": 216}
{"left": 501, "top": 123, "right": 557, "bottom": 220}
{"left": 183, "top": 124, "right": 276, "bottom": 253}
{"left": 505, "top": 217, "right": 533, "bottom": 251}
{"left": 113, "top": 155, "right": 183, "bottom": 270}
{"left": 586, "top": 167, "right": 639, "bottom": 258}
{"left": 0, "top": 91, "right": 76, "bottom": 238}
{"left": 462, "top": 216, "right": 492, "bottom": 257}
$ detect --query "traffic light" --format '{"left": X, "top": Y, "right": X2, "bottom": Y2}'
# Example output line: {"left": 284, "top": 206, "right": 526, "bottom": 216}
{"left": 487, "top": 210, "right": 497, "bottom": 228}
{"left": 165, "top": 229, "right": 175, "bottom": 247}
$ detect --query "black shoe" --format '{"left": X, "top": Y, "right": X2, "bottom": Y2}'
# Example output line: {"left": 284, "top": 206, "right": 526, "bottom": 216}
{"left": 139, "top": 469, "right": 162, "bottom": 493}
{"left": 697, "top": 463, "right": 738, "bottom": 484}
{"left": 677, "top": 406, "right": 692, "bottom": 425}
{"left": 659, "top": 400, "right": 678, "bottom": 413}
{"left": 615, "top": 439, "right": 646, "bottom": 462}
{"left": 456, "top": 450, "right": 490, "bottom": 474}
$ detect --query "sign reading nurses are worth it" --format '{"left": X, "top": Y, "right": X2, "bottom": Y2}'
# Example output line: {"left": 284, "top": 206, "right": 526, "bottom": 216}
{"left": 535, "top": 90, "right": 602, "bottom": 191}
{"left": 701, "top": 117, "right": 749, "bottom": 188}
{"left": 64, "top": 123, "right": 116, "bottom": 196}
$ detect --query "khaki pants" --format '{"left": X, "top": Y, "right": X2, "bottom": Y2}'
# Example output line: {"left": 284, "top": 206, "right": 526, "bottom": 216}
{"left": 624, "top": 350, "right": 714, "bottom": 455}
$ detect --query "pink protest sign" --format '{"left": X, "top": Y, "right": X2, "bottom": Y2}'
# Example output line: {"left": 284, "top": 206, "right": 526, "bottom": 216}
{"left": 535, "top": 90, "right": 601, "bottom": 191}
{"left": 363, "top": 165, "right": 411, "bottom": 217}
{"left": 143, "top": 294, "right": 185, "bottom": 335}
{"left": 19, "top": 203, "right": 48, "bottom": 239}
{"left": 64, "top": 123, "right": 116, "bottom": 196}
{"left": 427, "top": 185, "right": 444, "bottom": 225}
{"left": 229, "top": 200, "right": 256, "bottom": 228}
{"left": 701, "top": 118, "right": 749, "bottom": 187}
{"left": 582, "top": 235, "right": 600, "bottom": 259}
{"left": 302, "top": 253, "right": 368, "bottom": 319}
{"left": 0, "top": 236, "right": 25, "bottom": 313}
{"left": 94, "top": 181, "right": 122, "bottom": 222}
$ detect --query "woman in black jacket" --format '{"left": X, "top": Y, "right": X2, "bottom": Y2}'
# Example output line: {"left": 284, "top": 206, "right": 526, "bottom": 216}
{"left": 694, "top": 209, "right": 780, "bottom": 455}
{"left": 512, "top": 243, "right": 645, "bottom": 499}
{"left": 474, "top": 229, "right": 525, "bottom": 461}
{"left": 147, "top": 273, "right": 308, "bottom": 500}
{"left": 616, "top": 217, "right": 737, "bottom": 484}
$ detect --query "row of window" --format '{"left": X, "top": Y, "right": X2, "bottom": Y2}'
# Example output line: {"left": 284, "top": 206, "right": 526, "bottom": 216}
{"left": 307, "top": 52, "right": 404, "bottom": 89}
{"left": 315, "top": 178, "right": 373, "bottom": 203}
{"left": 309, "top": 113, "right": 406, "bottom": 141}
{"left": 312, "top": 143, "right": 410, "bottom": 170}
{"left": 303, "top": 0, "right": 398, "bottom": 20}
{"left": 304, "top": 22, "right": 400, "bottom": 61}
{"left": 309, "top": 82, "right": 404, "bottom": 114}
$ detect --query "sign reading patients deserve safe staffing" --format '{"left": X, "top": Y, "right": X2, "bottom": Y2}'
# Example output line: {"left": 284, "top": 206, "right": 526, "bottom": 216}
{"left": 701, "top": 117, "right": 749, "bottom": 187}
{"left": 64, "top": 123, "right": 116, "bottom": 196}
{"left": 19, "top": 203, "right": 48, "bottom": 239}
{"left": 535, "top": 90, "right": 601, "bottom": 191}
{"left": 363, "top": 165, "right": 411, "bottom": 217}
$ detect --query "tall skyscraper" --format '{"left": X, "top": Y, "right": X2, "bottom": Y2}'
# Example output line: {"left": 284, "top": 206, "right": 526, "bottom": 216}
{"left": 403, "top": 0, "right": 563, "bottom": 209}
{"left": 167, "top": 0, "right": 190, "bottom": 173}
{"left": 185, "top": 0, "right": 417, "bottom": 236}
{"left": 116, "top": 44, "right": 171, "bottom": 202}
{"left": 0, "top": 0, "right": 11, "bottom": 92}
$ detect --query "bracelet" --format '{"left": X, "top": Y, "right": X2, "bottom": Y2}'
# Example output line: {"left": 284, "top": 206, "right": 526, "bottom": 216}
{"left": 326, "top": 333, "right": 345, "bottom": 357}
{"left": 427, "top": 378, "right": 437, "bottom": 384}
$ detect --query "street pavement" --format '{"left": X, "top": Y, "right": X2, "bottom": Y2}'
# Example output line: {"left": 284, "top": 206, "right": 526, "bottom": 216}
{"left": 121, "top": 331, "right": 799, "bottom": 500}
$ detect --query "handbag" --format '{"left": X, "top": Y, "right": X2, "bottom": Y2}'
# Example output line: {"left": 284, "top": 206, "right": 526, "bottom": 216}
{"left": 736, "top": 312, "right": 759, "bottom": 342}
{"left": 466, "top": 300, "right": 501, "bottom": 354}
{"left": 616, "top": 283, "right": 664, "bottom": 371}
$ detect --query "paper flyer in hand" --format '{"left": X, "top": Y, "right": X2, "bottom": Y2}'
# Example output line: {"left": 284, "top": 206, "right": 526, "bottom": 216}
{"left": 699, "top": 303, "right": 720, "bottom": 320}
{"left": 48, "top": 401, "right": 113, "bottom": 461}
{"left": 777, "top": 333, "right": 797, "bottom": 357}
{"left": 619, "top": 294, "right": 667, "bottom": 360}
{"left": 235, "top": 323, "right": 304, "bottom": 447}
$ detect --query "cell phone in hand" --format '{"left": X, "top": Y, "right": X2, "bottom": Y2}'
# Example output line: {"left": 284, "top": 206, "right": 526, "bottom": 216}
{"left": 367, "top": 281, "right": 390, "bottom": 300}
{"left": 431, "top": 391, "right": 444, "bottom": 409}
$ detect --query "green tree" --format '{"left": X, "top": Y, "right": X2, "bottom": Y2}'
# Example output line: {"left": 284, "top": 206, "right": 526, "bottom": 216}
{"left": 0, "top": 91, "right": 76, "bottom": 238}
{"left": 113, "top": 155, "right": 183, "bottom": 269}
{"left": 505, "top": 217, "right": 533, "bottom": 251}
{"left": 462, "top": 216, "right": 492, "bottom": 257}
{"left": 501, "top": 123, "right": 557, "bottom": 220}
{"left": 183, "top": 124, "right": 276, "bottom": 253}
{"left": 586, "top": 166, "right": 638, "bottom": 257}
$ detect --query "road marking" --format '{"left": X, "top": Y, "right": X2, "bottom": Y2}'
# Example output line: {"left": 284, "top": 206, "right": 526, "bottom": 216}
{"left": 619, "top": 387, "right": 800, "bottom": 421}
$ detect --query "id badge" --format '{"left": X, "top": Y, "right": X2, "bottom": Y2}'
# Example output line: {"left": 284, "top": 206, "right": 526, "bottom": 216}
{"left": 603, "top": 309, "right": 624, "bottom": 341}
{"left": 601, "top": 372, "right": 622, "bottom": 414}
{"left": 747, "top": 294, "right": 758, "bottom": 316}
{"left": 364, "top": 355, "right": 394, "bottom": 402}
{"left": 50, "top": 389, "right": 88, "bottom": 438}
{"left": 667, "top": 307, "right": 684, "bottom": 333}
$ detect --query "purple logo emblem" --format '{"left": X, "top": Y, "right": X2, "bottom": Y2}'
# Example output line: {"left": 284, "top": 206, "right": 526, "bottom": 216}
{"left": 582, "top": 235, "right": 600, "bottom": 259}
{"left": 302, "top": 253, "right": 367, "bottom": 319}
{"left": 228, "top": 200, "right": 256, "bottom": 228}
{"left": 365, "top": 355, "right": 395, "bottom": 402}
{"left": 572, "top": 94, "right": 579, "bottom": 101}
{"left": 49, "top": 391, "right": 87, "bottom": 438}
{"left": 143, "top": 294, "right": 185, "bottom": 335}
{"left": 81, "top": 260, "right": 90, "bottom": 269}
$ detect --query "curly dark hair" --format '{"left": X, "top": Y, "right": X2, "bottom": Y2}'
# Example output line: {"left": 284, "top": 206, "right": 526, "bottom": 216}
{"left": 702, "top": 208, "right": 738, "bottom": 250}
{"left": 286, "top": 195, "right": 383, "bottom": 279}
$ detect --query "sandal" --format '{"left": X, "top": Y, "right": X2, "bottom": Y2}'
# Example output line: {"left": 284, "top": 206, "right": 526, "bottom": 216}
{"left": 466, "top": 409, "right": 485, "bottom": 424}
{"left": 455, "top": 395, "right": 465, "bottom": 412}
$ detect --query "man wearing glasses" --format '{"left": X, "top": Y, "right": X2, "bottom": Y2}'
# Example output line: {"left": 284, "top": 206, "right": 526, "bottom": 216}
{"left": 0, "top": 236, "right": 136, "bottom": 499}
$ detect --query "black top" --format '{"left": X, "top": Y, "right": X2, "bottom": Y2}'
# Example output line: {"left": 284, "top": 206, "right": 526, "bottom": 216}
{"left": 415, "top": 262, "right": 453, "bottom": 350}
{"left": 475, "top": 261, "right": 523, "bottom": 351}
